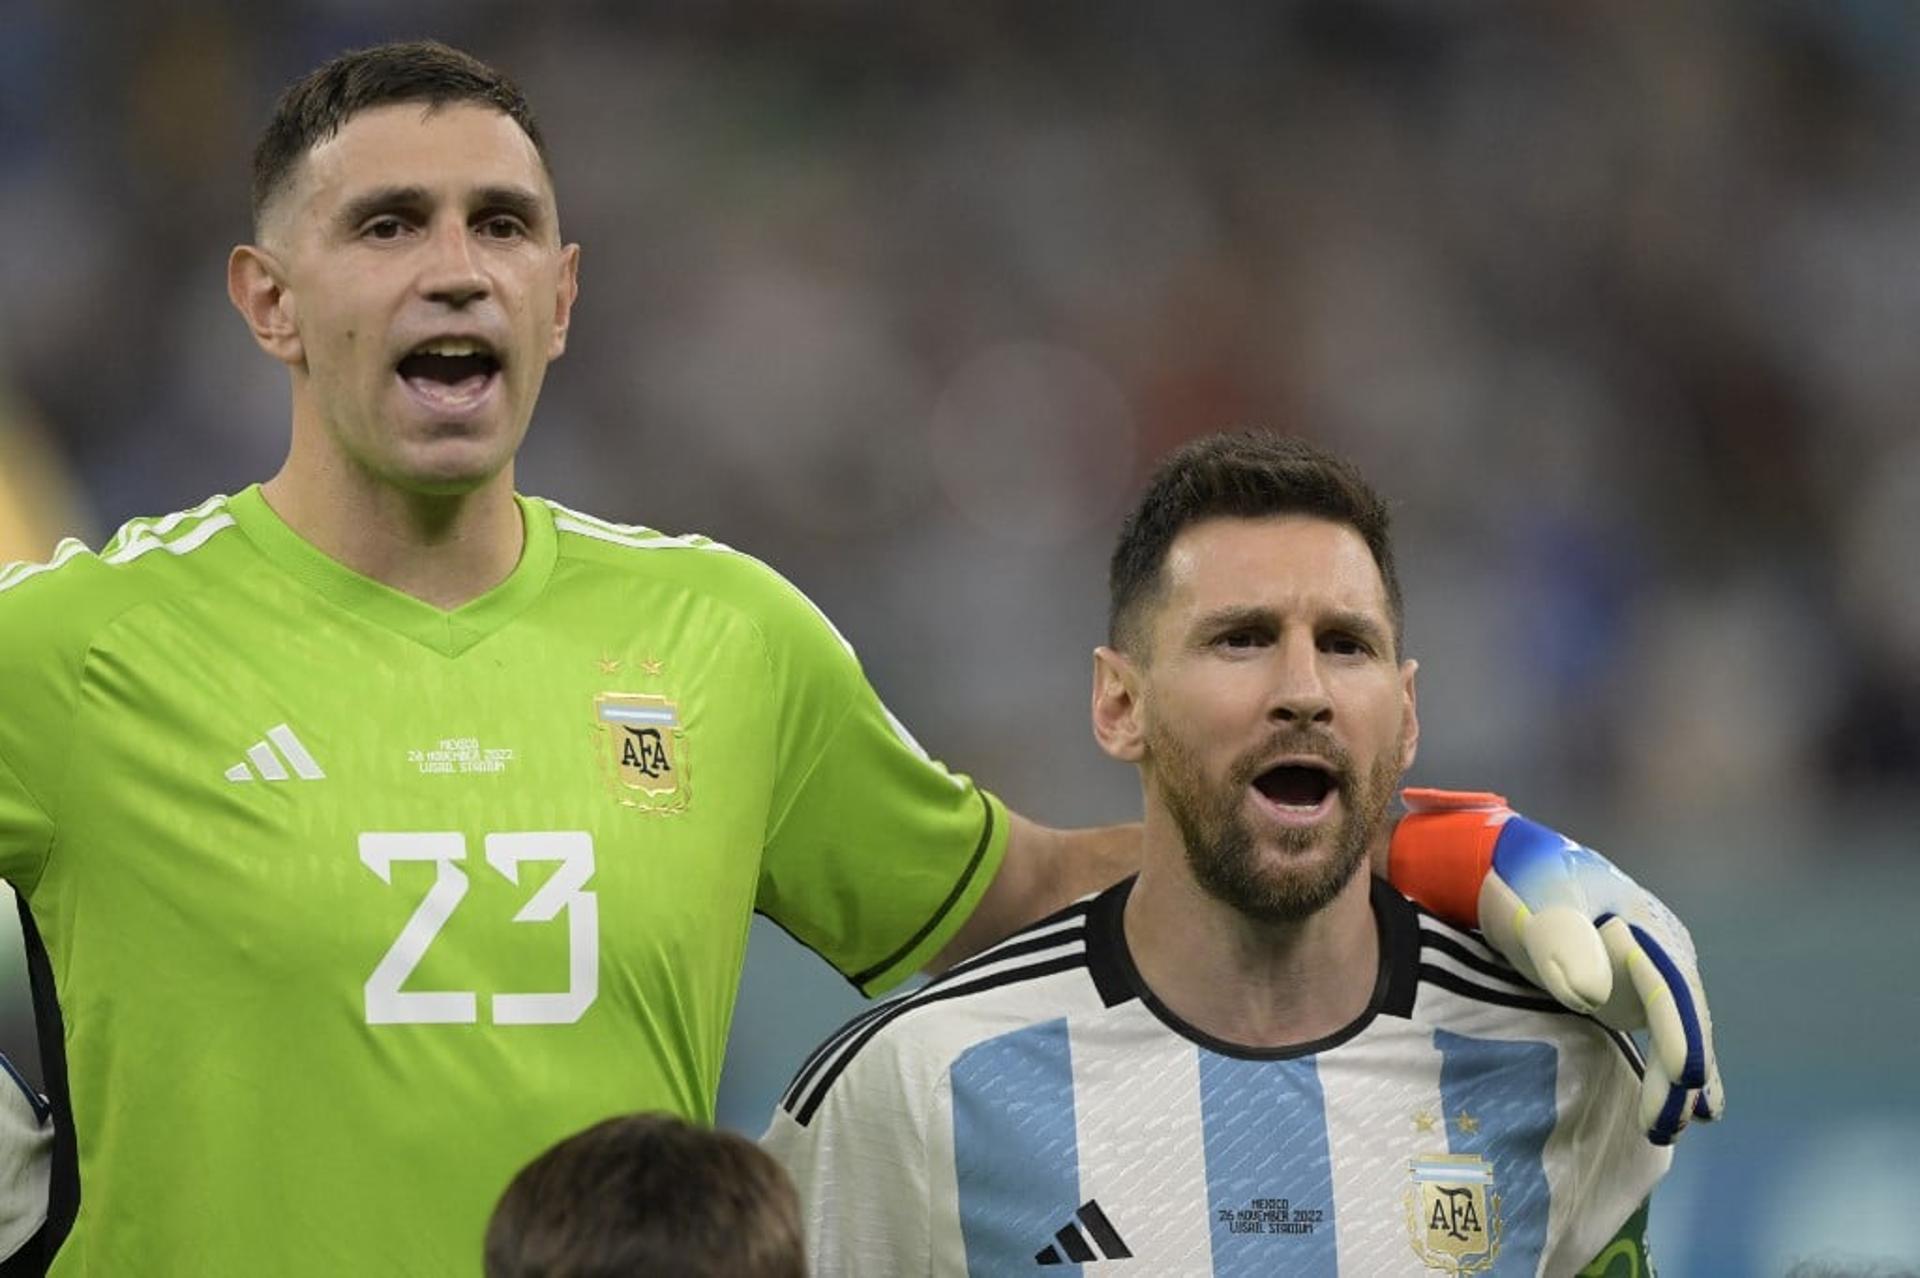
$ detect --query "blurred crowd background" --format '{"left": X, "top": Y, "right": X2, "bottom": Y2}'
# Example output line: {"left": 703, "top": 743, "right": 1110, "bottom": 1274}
{"left": 2, "top": 1, "right": 1917, "bottom": 1272}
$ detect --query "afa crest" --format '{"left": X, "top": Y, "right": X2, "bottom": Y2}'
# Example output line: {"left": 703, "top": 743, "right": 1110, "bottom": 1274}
{"left": 1405, "top": 1154, "right": 1502, "bottom": 1274}
{"left": 594, "top": 693, "right": 689, "bottom": 813}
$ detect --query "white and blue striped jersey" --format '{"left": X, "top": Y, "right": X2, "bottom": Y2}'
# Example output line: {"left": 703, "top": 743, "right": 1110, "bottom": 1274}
{"left": 0, "top": 1051, "right": 50, "bottom": 1271}
{"left": 764, "top": 876, "right": 1667, "bottom": 1277}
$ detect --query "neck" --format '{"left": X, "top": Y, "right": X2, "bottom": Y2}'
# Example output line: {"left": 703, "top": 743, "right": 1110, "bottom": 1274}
{"left": 1123, "top": 826, "right": 1380, "bottom": 1049}
{"left": 261, "top": 443, "right": 524, "bottom": 611}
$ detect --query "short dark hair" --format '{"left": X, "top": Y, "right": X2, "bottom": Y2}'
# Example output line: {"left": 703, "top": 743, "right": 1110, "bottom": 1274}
{"left": 251, "top": 40, "right": 547, "bottom": 233}
{"left": 1108, "top": 431, "right": 1403, "bottom": 656}
{"left": 484, "top": 1113, "right": 805, "bottom": 1278}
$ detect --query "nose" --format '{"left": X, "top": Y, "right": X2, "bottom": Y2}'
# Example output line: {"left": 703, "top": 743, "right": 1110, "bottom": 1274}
{"left": 1268, "top": 630, "right": 1333, "bottom": 726}
{"left": 420, "top": 219, "right": 489, "bottom": 308}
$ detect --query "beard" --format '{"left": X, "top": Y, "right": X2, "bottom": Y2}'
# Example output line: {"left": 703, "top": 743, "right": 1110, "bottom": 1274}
{"left": 1151, "top": 723, "right": 1400, "bottom": 924}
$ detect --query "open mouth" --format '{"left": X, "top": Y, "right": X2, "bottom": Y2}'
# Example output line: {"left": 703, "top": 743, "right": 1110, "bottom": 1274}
{"left": 1251, "top": 761, "right": 1338, "bottom": 811}
{"left": 396, "top": 338, "right": 502, "bottom": 413}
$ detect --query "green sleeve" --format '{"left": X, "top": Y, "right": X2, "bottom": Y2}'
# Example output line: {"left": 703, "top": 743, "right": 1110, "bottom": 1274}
{"left": 751, "top": 573, "right": 1009, "bottom": 996}
{"left": 0, "top": 569, "right": 81, "bottom": 894}
{"left": 1578, "top": 1199, "right": 1655, "bottom": 1277}
{"left": 0, "top": 748, "right": 53, "bottom": 895}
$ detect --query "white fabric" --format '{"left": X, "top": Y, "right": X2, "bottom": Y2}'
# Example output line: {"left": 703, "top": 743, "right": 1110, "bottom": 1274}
{"left": 0, "top": 1058, "right": 50, "bottom": 1261}
{"left": 765, "top": 880, "right": 1669, "bottom": 1277}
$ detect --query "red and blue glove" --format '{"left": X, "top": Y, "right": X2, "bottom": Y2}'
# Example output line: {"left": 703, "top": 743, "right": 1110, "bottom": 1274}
{"left": 1388, "top": 788, "right": 1723, "bottom": 1147}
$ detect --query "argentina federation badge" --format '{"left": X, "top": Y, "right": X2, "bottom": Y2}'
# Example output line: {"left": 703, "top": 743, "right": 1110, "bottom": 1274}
{"left": 594, "top": 693, "right": 689, "bottom": 813}
{"left": 1405, "top": 1154, "right": 1502, "bottom": 1274}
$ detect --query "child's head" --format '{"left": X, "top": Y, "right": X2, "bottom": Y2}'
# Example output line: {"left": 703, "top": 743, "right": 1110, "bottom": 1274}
{"left": 485, "top": 1112, "right": 805, "bottom": 1278}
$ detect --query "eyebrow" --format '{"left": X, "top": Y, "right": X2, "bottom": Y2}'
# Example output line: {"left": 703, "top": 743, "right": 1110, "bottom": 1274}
{"left": 1189, "top": 604, "right": 1392, "bottom": 651}
{"left": 334, "top": 184, "right": 548, "bottom": 233}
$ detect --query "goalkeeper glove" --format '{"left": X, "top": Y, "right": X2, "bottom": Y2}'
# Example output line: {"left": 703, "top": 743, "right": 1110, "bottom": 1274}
{"left": 1388, "top": 787, "right": 1723, "bottom": 1146}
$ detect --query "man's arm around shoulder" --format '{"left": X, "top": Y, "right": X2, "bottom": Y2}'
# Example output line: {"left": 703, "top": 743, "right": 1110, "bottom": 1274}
{"left": 928, "top": 812, "right": 1137, "bottom": 973}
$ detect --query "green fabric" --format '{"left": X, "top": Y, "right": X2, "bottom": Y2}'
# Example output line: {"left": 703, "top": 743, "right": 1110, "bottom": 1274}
{"left": 0, "top": 488, "right": 1006, "bottom": 1275}
{"left": 1579, "top": 1199, "right": 1655, "bottom": 1277}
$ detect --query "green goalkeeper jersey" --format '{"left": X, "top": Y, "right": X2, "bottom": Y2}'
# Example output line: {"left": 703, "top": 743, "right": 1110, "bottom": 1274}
{"left": 0, "top": 487, "right": 1009, "bottom": 1275}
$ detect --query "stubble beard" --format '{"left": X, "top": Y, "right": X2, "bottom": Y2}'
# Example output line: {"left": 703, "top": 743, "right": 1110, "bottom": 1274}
{"left": 1153, "top": 724, "right": 1400, "bottom": 924}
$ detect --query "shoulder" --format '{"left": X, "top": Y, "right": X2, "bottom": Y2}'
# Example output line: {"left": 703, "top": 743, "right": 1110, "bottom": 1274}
{"left": 1406, "top": 900, "right": 1646, "bottom": 1078}
{"left": 538, "top": 498, "right": 851, "bottom": 651}
{"left": 541, "top": 498, "right": 785, "bottom": 603}
{"left": 0, "top": 494, "right": 246, "bottom": 667}
{"left": 776, "top": 896, "right": 1103, "bottom": 1130}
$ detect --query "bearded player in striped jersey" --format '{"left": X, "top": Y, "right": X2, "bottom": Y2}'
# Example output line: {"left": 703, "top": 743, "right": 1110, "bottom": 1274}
{"left": 0, "top": 41, "right": 1713, "bottom": 1275}
{"left": 767, "top": 434, "right": 1707, "bottom": 1276}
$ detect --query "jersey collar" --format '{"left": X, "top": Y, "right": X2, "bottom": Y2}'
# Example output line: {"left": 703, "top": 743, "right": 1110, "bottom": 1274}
{"left": 226, "top": 484, "right": 557, "bottom": 657}
{"left": 1085, "top": 874, "right": 1423, "bottom": 1061}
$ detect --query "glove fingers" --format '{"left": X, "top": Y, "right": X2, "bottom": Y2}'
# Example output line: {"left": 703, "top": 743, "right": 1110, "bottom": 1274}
{"left": 1638, "top": 1052, "right": 1693, "bottom": 1147}
{"left": 1587, "top": 916, "right": 1647, "bottom": 1031}
{"left": 1476, "top": 873, "right": 1538, "bottom": 987}
{"left": 1518, "top": 904, "right": 1612, "bottom": 1015}
{"left": 1626, "top": 922, "right": 1709, "bottom": 1090}
{"left": 1692, "top": 1055, "right": 1725, "bottom": 1122}
{"left": 1598, "top": 917, "right": 1686, "bottom": 1082}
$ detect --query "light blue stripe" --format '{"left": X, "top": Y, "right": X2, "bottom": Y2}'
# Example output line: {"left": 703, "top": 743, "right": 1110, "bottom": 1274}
{"left": 1412, "top": 1159, "right": 1493, "bottom": 1183}
{"left": 598, "top": 706, "right": 677, "bottom": 725}
{"left": 953, "top": 1019, "right": 1081, "bottom": 1275}
{"left": 1434, "top": 1030, "right": 1558, "bottom": 1275}
{"left": 1199, "top": 1051, "right": 1338, "bottom": 1276}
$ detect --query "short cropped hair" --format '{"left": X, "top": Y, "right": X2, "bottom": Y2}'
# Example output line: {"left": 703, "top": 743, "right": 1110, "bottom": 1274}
{"left": 251, "top": 40, "right": 547, "bottom": 233}
{"left": 484, "top": 1113, "right": 806, "bottom": 1278}
{"left": 1108, "top": 431, "right": 1403, "bottom": 657}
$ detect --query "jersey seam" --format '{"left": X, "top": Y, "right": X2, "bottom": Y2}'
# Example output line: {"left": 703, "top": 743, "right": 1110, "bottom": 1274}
{"left": 551, "top": 534, "right": 894, "bottom": 980}
{"left": 713, "top": 562, "right": 872, "bottom": 976}
{"left": 4, "top": 582, "right": 192, "bottom": 890}
{"left": 33, "top": 562, "right": 271, "bottom": 888}
{"left": 1565, "top": 1040, "right": 1613, "bottom": 1263}
{"left": 550, "top": 532, "right": 840, "bottom": 844}
{"left": 761, "top": 681, "right": 863, "bottom": 852}
{"left": 0, "top": 744, "right": 55, "bottom": 894}
{"left": 848, "top": 791, "right": 997, "bottom": 991}
{"left": 927, "top": 1060, "right": 949, "bottom": 1277}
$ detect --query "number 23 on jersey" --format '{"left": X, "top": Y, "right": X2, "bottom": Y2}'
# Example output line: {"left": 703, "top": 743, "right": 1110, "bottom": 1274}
{"left": 360, "top": 831, "right": 598, "bottom": 1025}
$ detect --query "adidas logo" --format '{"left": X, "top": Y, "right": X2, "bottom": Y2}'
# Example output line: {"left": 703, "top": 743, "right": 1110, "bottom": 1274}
{"left": 1035, "top": 1200, "right": 1132, "bottom": 1265}
{"left": 224, "top": 724, "right": 326, "bottom": 783}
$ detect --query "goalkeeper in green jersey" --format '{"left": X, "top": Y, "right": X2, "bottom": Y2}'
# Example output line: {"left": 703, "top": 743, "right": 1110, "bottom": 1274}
{"left": 0, "top": 40, "right": 1716, "bottom": 1274}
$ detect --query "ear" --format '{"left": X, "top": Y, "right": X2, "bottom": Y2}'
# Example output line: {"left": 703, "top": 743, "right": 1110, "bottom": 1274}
{"left": 228, "top": 245, "right": 304, "bottom": 367}
{"left": 548, "top": 242, "right": 581, "bottom": 360}
{"left": 1091, "top": 645, "right": 1147, "bottom": 764}
{"left": 1397, "top": 657, "right": 1420, "bottom": 773}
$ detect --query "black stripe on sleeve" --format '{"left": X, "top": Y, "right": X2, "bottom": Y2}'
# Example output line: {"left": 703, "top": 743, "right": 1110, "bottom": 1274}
{"left": 790, "top": 952, "right": 1087, "bottom": 1127}
{"left": 1409, "top": 903, "right": 1507, "bottom": 961}
{"left": 1417, "top": 928, "right": 1537, "bottom": 991}
{"left": 849, "top": 790, "right": 998, "bottom": 991}
{"left": 779, "top": 906, "right": 1094, "bottom": 1112}
{"left": 1604, "top": 1026, "right": 1648, "bottom": 1079}
{"left": 1418, "top": 963, "right": 1574, "bottom": 1016}
{"left": 777, "top": 998, "right": 900, "bottom": 1112}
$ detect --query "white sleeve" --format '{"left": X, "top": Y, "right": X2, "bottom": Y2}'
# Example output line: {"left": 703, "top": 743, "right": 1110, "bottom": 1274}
{"left": 1541, "top": 1030, "right": 1672, "bottom": 1276}
{"left": 0, "top": 1055, "right": 50, "bottom": 1261}
{"left": 762, "top": 1030, "right": 934, "bottom": 1277}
